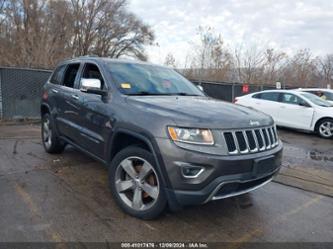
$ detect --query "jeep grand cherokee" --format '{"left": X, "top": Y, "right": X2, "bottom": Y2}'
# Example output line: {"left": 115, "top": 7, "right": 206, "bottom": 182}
{"left": 41, "top": 57, "right": 283, "bottom": 219}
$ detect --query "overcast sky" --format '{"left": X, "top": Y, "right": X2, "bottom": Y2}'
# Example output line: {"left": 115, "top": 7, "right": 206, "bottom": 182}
{"left": 128, "top": 0, "right": 333, "bottom": 66}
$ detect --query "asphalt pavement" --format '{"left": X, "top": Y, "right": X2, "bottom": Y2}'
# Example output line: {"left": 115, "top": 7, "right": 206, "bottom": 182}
{"left": 0, "top": 124, "right": 332, "bottom": 243}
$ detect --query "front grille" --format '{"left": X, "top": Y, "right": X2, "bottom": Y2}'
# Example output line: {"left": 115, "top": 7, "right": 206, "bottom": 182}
{"left": 223, "top": 126, "right": 278, "bottom": 155}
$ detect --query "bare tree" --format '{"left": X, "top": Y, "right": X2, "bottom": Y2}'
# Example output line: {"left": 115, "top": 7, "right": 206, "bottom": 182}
{"left": 164, "top": 53, "right": 177, "bottom": 68}
{"left": 282, "top": 49, "right": 318, "bottom": 87}
{"left": 234, "top": 44, "right": 266, "bottom": 83}
{"left": 319, "top": 54, "right": 333, "bottom": 88}
{"left": 0, "top": 0, "right": 5, "bottom": 25}
{"left": 189, "top": 26, "right": 233, "bottom": 81}
{"left": 0, "top": 0, "right": 154, "bottom": 68}
{"left": 262, "top": 48, "right": 287, "bottom": 84}
{"left": 70, "top": 0, "right": 154, "bottom": 60}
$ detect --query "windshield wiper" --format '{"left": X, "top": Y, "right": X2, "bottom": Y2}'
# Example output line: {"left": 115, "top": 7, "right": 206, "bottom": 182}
{"left": 169, "top": 92, "right": 201, "bottom": 96}
{"left": 127, "top": 91, "right": 201, "bottom": 96}
{"left": 127, "top": 91, "right": 171, "bottom": 96}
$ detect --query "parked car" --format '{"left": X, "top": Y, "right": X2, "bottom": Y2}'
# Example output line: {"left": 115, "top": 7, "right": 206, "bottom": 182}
{"left": 296, "top": 88, "right": 333, "bottom": 104}
{"left": 235, "top": 90, "right": 333, "bottom": 138}
{"left": 41, "top": 57, "right": 282, "bottom": 219}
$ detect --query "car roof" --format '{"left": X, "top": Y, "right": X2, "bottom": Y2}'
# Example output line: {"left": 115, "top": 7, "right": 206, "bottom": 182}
{"left": 241, "top": 89, "right": 313, "bottom": 98}
{"left": 296, "top": 88, "right": 333, "bottom": 92}
{"left": 59, "top": 56, "right": 168, "bottom": 68}
{"left": 249, "top": 89, "right": 302, "bottom": 95}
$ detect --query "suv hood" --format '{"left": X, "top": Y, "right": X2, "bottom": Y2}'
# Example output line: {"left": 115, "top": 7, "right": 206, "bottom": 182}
{"left": 126, "top": 96, "right": 273, "bottom": 129}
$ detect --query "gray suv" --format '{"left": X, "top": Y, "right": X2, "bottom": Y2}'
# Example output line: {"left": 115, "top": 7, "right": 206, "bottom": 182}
{"left": 41, "top": 57, "right": 283, "bottom": 219}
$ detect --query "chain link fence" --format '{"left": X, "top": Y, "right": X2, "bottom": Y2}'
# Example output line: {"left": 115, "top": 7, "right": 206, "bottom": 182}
{"left": 0, "top": 67, "right": 286, "bottom": 120}
{"left": 0, "top": 67, "right": 52, "bottom": 119}
{"left": 191, "top": 80, "right": 285, "bottom": 102}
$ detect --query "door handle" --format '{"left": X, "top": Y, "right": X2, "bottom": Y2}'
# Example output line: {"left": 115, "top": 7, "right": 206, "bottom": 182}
{"left": 71, "top": 94, "right": 79, "bottom": 100}
{"left": 280, "top": 106, "right": 286, "bottom": 108}
{"left": 52, "top": 89, "right": 58, "bottom": 93}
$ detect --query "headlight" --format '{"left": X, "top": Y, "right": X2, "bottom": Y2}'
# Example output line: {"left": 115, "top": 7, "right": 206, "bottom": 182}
{"left": 167, "top": 127, "right": 214, "bottom": 145}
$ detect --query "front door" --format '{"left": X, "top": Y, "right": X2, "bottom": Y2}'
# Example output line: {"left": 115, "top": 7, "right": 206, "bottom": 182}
{"left": 73, "top": 63, "right": 113, "bottom": 159}
{"left": 278, "top": 93, "right": 314, "bottom": 130}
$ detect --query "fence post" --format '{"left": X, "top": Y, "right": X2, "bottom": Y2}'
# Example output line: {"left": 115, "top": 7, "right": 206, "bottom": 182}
{"left": 0, "top": 68, "right": 2, "bottom": 119}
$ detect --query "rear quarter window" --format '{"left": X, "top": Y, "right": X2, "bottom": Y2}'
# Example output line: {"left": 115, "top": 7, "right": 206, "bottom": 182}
{"left": 260, "top": 92, "right": 280, "bottom": 102}
{"left": 50, "top": 65, "right": 66, "bottom": 85}
{"left": 253, "top": 92, "right": 280, "bottom": 102}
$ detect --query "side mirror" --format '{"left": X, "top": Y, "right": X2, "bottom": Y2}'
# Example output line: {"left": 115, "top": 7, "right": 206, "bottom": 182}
{"left": 197, "top": 85, "right": 204, "bottom": 91}
{"left": 80, "top": 78, "right": 107, "bottom": 96}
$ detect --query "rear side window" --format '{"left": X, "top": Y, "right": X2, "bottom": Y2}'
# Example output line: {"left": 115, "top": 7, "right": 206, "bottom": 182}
{"left": 63, "top": 64, "right": 80, "bottom": 88}
{"left": 259, "top": 92, "right": 280, "bottom": 102}
{"left": 50, "top": 65, "right": 66, "bottom": 85}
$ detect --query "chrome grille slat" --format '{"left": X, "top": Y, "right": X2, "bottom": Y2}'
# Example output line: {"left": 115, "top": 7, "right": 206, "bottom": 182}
{"left": 251, "top": 130, "right": 259, "bottom": 152}
{"left": 231, "top": 132, "right": 240, "bottom": 154}
{"left": 259, "top": 129, "right": 267, "bottom": 149}
{"left": 270, "top": 127, "right": 276, "bottom": 144}
{"left": 223, "top": 125, "right": 278, "bottom": 155}
{"left": 265, "top": 128, "right": 272, "bottom": 149}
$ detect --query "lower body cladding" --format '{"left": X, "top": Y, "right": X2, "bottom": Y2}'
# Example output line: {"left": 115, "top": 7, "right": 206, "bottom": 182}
{"left": 155, "top": 138, "right": 283, "bottom": 207}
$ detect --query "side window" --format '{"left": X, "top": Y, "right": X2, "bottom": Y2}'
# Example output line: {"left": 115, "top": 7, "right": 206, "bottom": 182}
{"left": 252, "top": 93, "right": 262, "bottom": 99}
{"left": 281, "top": 93, "right": 306, "bottom": 105}
{"left": 260, "top": 92, "right": 280, "bottom": 102}
{"left": 50, "top": 65, "right": 66, "bottom": 85}
{"left": 63, "top": 63, "right": 80, "bottom": 88}
{"left": 81, "top": 63, "right": 105, "bottom": 89}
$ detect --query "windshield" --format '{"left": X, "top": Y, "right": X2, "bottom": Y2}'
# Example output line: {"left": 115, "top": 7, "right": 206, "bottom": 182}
{"left": 300, "top": 92, "right": 333, "bottom": 107}
{"left": 322, "top": 91, "right": 333, "bottom": 101}
{"left": 107, "top": 62, "right": 204, "bottom": 96}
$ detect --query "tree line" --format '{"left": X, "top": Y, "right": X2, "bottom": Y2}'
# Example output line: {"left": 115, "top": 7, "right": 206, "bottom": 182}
{"left": 166, "top": 27, "right": 333, "bottom": 88}
{"left": 1, "top": 1, "right": 332, "bottom": 88}
{"left": 0, "top": 0, "right": 154, "bottom": 69}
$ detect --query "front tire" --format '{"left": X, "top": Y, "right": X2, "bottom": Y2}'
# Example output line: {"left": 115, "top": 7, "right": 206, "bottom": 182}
{"left": 109, "top": 146, "right": 167, "bottom": 219}
{"left": 316, "top": 118, "right": 333, "bottom": 139}
{"left": 41, "top": 113, "right": 66, "bottom": 153}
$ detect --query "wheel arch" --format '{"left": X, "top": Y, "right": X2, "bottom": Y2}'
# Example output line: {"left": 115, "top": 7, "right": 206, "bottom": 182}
{"left": 107, "top": 128, "right": 172, "bottom": 189}
{"left": 107, "top": 128, "right": 180, "bottom": 210}
{"left": 314, "top": 117, "right": 333, "bottom": 132}
{"left": 40, "top": 103, "right": 50, "bottom": 116}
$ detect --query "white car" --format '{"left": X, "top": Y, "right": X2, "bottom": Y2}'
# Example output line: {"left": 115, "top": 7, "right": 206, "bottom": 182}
{"left": 296, "top": 88, "right": 333, "bottom": 105}
{"left": 235, "top": 90, "right": 333, "bottom": 138}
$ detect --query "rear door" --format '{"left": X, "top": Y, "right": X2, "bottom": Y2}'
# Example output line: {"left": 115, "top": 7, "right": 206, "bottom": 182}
{"left": 278, "top": 92, "right": 314, "bottom": 130}
{"left": 55, "top": 63, "right": 82, "bottom": 141}
{"left": 47, "top": 64, "right": 67, "bottom": 126}
{"left": 251, "top": 92, "right": 281, "bottom": 123}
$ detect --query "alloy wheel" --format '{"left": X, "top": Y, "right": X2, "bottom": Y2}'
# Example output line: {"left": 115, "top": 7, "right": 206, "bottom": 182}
{"left": 115, "top": 157, "right": 160, "bottom": 211}
{"left": 43, "top": 117, "right": 52, "bottom": 149}
{"left": 319, "top": 121, "right": 333, "bottom": 138}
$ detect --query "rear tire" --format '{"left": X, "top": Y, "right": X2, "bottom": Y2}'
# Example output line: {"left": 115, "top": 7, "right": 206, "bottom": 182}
{"left": 41, "top": 113, "right": 66, "bottom": 153}
{"left": 316, "top": 118, "right": 333, "bottom": 139}
{"left": 109, "top": 146, "right": 167, "bottom": 219}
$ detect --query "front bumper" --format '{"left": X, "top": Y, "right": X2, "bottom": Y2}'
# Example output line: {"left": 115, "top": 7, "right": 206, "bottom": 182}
{"left": 155, "top": 138, "right": 283, "bottom": 207}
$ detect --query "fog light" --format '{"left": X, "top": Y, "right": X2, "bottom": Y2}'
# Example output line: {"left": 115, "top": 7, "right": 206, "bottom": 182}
{"left": 181, "top": 165, "right": 204, "bottom": 178}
